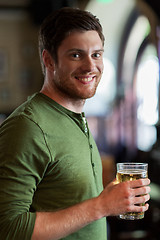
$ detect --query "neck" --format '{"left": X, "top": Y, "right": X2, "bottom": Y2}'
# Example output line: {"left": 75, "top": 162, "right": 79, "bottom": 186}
{"left": 40, "top": 86, "right": 85, "bottom": 114}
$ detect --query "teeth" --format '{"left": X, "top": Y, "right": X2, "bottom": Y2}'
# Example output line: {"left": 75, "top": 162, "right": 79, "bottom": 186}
{"left": 78, "top": 77, "right": 93, "bottom": 82}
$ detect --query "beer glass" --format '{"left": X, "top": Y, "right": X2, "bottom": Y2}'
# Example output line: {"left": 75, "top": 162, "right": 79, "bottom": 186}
{"left": 116, "top": 162, "right": 148, "bottom": 220}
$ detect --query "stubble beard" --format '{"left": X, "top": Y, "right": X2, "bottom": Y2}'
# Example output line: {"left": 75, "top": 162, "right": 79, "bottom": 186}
{"left": 52, "top": 72, "right": 101, "bottom": 101}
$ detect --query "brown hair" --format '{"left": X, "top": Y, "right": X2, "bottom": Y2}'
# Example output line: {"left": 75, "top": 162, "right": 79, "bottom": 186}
{"left": 38, "top": 7, "right": 105, "bottom": 75}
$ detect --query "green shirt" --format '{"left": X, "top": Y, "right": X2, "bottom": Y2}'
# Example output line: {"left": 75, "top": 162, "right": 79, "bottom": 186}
{"left": 0, "top": 93, "right": 107, "bottom": 240}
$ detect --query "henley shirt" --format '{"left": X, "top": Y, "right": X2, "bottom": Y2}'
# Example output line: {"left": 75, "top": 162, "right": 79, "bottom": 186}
{"left": 0, "top": 92, "right": 107, "bottom": 240}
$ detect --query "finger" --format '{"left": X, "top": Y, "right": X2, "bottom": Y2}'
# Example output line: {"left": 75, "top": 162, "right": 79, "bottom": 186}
{"left": 134, "top": 194, "right": 150, "bottom": 205}
{"left": 132, "top": 203, "right": 149, "bottom": 213}
{"left": 129, "top": 178, "right": 150, "bottom": 188}
{"left": 132, "top": 186, "right": 151, "bottom": 196}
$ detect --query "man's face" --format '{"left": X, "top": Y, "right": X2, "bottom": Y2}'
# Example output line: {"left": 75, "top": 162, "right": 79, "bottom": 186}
{"left": 52, "top": 30, "right": 104, "bottom": 101}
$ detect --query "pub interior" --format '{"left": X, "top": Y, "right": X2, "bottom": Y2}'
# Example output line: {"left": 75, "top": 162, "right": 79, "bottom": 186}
{"left": 0, "top": 0, "right": 160, "bottom": 239}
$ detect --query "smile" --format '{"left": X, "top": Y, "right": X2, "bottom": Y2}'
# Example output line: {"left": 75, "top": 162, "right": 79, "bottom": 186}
{"left": 76, "top": 76, "right": 95, "bottom": 83}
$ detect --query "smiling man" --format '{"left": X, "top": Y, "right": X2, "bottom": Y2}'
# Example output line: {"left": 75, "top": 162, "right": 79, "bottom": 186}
{"left": 41, "top": 30, "right": 104, "bottom": 112}
{"left": 0, "top": 7, "right": 150, "bottom": 240}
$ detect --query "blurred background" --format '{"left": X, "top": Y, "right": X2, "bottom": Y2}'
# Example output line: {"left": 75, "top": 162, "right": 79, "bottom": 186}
{"left": 0, "top": 0, "right": 160, "bottom": 239}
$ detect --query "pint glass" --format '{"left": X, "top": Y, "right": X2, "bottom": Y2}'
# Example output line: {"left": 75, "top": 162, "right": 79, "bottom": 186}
{"left": 116, "top": 162, "right": 148, "bottom": 220}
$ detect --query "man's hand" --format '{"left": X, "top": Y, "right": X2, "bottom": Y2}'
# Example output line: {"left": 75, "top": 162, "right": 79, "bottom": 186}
{"left": 97, "top": 178, "right": 151, "bottom": 217}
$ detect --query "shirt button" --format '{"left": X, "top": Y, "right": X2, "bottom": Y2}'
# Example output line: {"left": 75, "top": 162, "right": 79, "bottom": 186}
{"left": 92, "top": 163, "right": 95, "bottom": 167}
{"left": 90, "top": 144, "right": 93, "bottom": 149}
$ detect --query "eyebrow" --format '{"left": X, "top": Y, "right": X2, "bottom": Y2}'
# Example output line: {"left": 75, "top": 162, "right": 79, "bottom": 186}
{"left": 67, "top": 48, "right": 104, "bottom": 53}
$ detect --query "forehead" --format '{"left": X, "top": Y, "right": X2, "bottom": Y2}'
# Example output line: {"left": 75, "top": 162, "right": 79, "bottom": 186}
{"left": 58, "top": 30, "right": 103, "bottom": 53}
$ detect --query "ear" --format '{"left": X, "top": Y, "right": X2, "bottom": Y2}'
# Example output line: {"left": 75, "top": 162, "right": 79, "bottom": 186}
{"left": 42, "top": 49, "right": 55, "bottom": 71}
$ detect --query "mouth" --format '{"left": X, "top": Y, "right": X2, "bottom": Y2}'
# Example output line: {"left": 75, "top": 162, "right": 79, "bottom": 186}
{"left": 75, "top": 76, "right": 95, "bottom": 84}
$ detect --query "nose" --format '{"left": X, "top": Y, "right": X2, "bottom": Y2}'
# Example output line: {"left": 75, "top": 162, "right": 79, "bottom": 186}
{"left": 81, "top": 56, "right": 96, "bottom": 72}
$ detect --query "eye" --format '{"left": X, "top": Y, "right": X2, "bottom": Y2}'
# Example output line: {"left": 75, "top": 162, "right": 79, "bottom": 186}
{"left": 72, "top": 53, "right": 81, "bottom": 59}
{"left": 93, "top": 52, "right": 101, "bottom": 58}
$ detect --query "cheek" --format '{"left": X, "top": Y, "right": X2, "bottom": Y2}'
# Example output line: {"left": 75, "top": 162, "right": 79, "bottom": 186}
{"left": 96, "top": 60, "right": 104, "bottom": 74}
{"left": 58, "top": 62, "right": 75, "bottom": 75}
{"left": 100, "top": 61, "right": 104, "bottom": 73}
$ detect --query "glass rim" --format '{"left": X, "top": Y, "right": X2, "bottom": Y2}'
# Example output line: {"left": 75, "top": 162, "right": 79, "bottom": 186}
{"left": 117, "top": 162, "right": 148, "bottom": 166}
{"left": 117, "top": 162, "right": 148, "bottom": 168}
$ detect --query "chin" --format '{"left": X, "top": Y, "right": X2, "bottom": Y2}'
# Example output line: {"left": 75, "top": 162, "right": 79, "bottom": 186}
{"left": 82, "top": 92, "right": 96, "bottom": 100}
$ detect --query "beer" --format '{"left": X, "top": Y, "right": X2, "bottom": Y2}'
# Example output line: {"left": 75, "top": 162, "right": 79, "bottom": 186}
{"left": 116, "top": 163, "right": 148, "bottom": 220}
{"left": 117, "top": 169, "right": 147, "bottom": 182}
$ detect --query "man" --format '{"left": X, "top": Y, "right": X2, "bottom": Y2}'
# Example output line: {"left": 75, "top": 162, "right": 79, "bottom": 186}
{"left": 0, "top": 7, "right": 150, "bottom": 240}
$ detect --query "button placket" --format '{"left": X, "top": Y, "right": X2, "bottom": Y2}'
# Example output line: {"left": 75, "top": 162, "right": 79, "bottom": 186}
{"left": 89, "top": 140, "right": 96, "bottom": 175}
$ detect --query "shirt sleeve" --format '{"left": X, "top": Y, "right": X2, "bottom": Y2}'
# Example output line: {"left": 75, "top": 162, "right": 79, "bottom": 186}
{"left": 0, "top": 115, "right": 51, "bottom": 240}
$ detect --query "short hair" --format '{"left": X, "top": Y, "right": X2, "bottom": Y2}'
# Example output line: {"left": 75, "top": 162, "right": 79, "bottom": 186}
{"left": 38, "top": 7, "right": 105, "bottom": 75}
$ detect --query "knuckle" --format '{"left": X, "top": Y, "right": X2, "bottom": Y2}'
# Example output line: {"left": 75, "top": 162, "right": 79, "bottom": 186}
{"left": 124, "top": 189, "right": 130, "bottom": 198}
{"left": 125, "top": 198, "right": 132, "bottom": 206}
{"left": 142, "top": 195, "right": 146, "bottom": 202}
{"left": 127, "top": 189, "right": 133, "bottom": 198}
{"left": 126, "top": 205, "right": 132, "bottom": 212}
{"left": 140, "top": 205, "right": 147, "bottom": 212}
{"left": 138, "top": 206, "right": 143, "bottom": 212}
{"left": 139, "top": 178, "right": 144, "bottom": 185}
{"left": 122, "top": 184, "right": 132, "bottom": 197}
